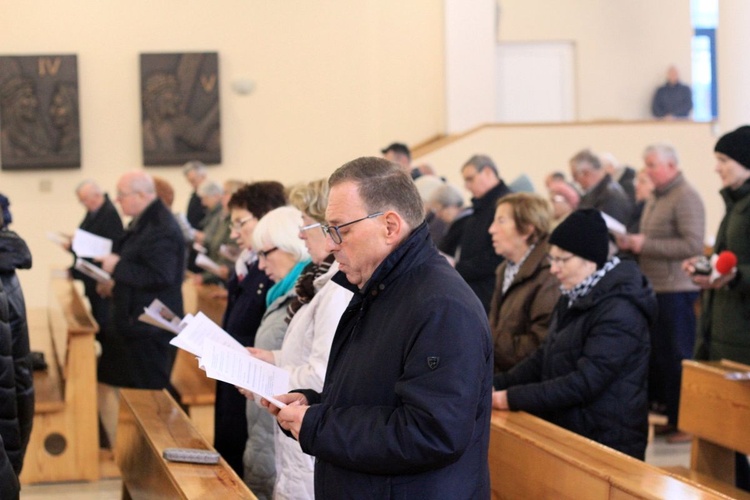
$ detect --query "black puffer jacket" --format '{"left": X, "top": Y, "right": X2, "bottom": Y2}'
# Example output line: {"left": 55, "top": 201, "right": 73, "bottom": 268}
{"left": 0, "top": 279, "right": 20, "bottom": 498}
{"left": 494, "top": 259, "right": 656, "bottom": 459}
{"left": 0, "top": 228, "right": 34, "bottom": 474}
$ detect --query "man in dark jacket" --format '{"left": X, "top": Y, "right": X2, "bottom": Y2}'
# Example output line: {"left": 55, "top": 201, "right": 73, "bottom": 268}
{"left": 440, "top": 154, "right": 511, "bottom": 312}
{"left": 97, "top": 171, "right": 185, "bottom": 389}
{"left": 571, "top": 149, "right": 633, "bottom": 225}
{"left": 265, "top": 158, "right": 493, "bottom": 499}
{"left": 0, "top": 221, "right": 34, "bottom": 476}
{"left": 69, "top": 180, "right": 124, "bottom": 333}
{"left": 96, "top": 171, "right": 185, "bottom": 441}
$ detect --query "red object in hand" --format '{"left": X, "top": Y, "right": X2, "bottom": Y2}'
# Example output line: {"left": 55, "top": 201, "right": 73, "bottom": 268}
{"left": 715, "top": 250, "right": 738, "bottom": 275}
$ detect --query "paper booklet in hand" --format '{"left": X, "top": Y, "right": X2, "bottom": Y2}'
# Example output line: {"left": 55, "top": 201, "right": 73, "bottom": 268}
{"left": 195, "top": 253, "right": 223, "bottom": 276}
{"left": 138, "top": 299, "right": 188, "bottom": 335}
{"left": 599, "top": 211, "right": 626, "bottom": 236}
{"left": 168, "top": 311, "right": 289, "bottom": 408}
{"left": 219, "top": 244, "right": 241, "bottom": 263}
{"left": 74, "top": 258, "right": 111, "bottom": 283}
{"left": 72, "top": 229, "right": 113, "bottom": 258}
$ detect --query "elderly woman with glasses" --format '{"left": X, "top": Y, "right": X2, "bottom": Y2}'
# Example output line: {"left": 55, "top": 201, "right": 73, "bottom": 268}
{"left": 213, "top": 182, "right": 286, "bottom": 477}
{"left": 487, "top": 193, "right": 560, "bottom": 372}
{"left": 492, "top": 208, "right": 656, "bottom": 460}
{"left": 246, "top": 179, "right": 353, "bottom": 500}
{"left": 241, "top": 205, "right": 310, "bottom": 499}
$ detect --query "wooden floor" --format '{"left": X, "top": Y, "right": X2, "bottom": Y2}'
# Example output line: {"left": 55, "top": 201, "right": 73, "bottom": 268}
{"left": 19, "top": 436, "right": 691, "bottom": 499}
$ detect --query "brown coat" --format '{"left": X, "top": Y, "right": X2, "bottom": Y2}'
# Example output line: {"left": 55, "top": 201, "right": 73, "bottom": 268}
{"left": 488, "top": 239, "right": 560, "bottom": 373}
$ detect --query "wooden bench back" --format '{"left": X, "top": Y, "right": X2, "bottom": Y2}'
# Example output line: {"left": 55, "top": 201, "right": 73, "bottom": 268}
{"left": 490, "top": 410, "right": 730, "bottom": 499}
{"left": 116, "top": 388, "right": 255, "bottom": 499}
{"left": 678, "top": 359, "right": 750, "bottom": 487}
{"left": 170, "top": 281, "right": 227, "bottom": 442}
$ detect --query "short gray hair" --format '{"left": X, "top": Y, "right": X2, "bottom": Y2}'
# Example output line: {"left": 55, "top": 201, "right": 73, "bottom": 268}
{"left": 644, "top": 143, "right": 679, "bottom": 165}
{"left": 429, "top": 183, "right": 464, "bottom": 209}
{"left": 75, "top": 179, "right": 102, "bottom": 196}
{"left": 329, "top": 157, "right": 424, "bottom": 229}
{"left": 197, "top": 180, "right": 223, "bottom": 197}
{"left": 570, "top": 149, "right": 601, "bottom": 172}
{"left": 463, "top": 154, "right": 499, "bottom": 177}
{"left": 182, "top": 160, "right": 207, "bottom": 177}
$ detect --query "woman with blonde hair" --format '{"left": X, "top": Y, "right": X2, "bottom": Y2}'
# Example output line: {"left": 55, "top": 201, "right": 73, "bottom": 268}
{"left": 245, "top": 179, "right": 352, "bottom": 499}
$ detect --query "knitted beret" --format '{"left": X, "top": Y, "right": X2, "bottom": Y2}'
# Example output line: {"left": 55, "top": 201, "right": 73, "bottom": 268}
{"left": 549, "top": 208, "right": 608, "bottom": 268}
{"left": 714, "top": 125, "right": 750, "bottom": 170}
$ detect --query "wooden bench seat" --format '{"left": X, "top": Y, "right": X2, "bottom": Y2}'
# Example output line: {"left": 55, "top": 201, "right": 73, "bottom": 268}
{"left": 116, "top": 388, "right": 255, "bottom": 499}
{"left": 490, "top": 410, "right": 735, "bottom": 499}
{"left": 21, "top": 277, "right": 101, "bottom": 484}
{"left": 27, "top": 307, "right": 64, "bottom": 414}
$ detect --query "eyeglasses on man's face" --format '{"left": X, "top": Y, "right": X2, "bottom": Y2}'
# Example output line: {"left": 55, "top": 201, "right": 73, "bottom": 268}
{"left": 228, "top": 215, "right": 254, "bottom": 232}
{"left": 258, "top": 247, "right": 278, "bottom": 259}
{"left": 320, "top": 212, "right": 384, "bottom": 245}
{"left": 546, "top": 254, "right": 576, "bottom": 266}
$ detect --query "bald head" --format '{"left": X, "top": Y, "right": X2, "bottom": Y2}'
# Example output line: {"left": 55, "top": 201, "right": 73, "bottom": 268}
{"left": 116, "top": 171, "right": 157, "bottom": 217}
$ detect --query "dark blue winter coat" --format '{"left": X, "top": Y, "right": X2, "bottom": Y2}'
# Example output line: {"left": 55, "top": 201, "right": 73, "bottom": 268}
{"left": 298, "top": 223, "right": 493, "bottom": 499}
{"left": 495, "top": 259, "right": 656, "bottom": 459}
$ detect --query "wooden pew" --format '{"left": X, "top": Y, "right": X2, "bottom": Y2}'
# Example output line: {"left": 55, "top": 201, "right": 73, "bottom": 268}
{"left": 21, "top": 277, "right": 102, "bottom": 484}
{"left": 664, "top": 359, "right": 750, "bottom": 499}
{"left": 116, "top": 388, "right": 255, "bottom": 499}
{"left": 170, "top": 280, "right": 227, "bottom": 442}
{"left": 489, "top": 410, "right": 734, "bottom": 499}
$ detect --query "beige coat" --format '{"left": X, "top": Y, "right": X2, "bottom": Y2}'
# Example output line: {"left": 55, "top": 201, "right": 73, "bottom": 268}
{"left": 639, "top": 172, "right": 705, "bottom": 293}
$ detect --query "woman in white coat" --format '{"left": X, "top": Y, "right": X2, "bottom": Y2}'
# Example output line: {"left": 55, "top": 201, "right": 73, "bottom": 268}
{"left": 249, "top": 179, "right": 353, "bottom": 500}
{"left": 242, "top": 206, "right": 310, "bottom": 499}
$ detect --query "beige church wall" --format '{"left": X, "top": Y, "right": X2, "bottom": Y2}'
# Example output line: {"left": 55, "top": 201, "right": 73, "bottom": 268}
{"left": 0, "top": 0, "right": 444, "bottom": 308}
{"left": 416, "top": 121, "right": 724, "bottom": 244}
{"left": 497, "top": 0, "right": 694, "bottom": 121}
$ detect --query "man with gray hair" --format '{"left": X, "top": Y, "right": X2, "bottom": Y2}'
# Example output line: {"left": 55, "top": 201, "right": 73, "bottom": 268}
{"left": 95, "top": 171, "right": 186, "bottom": 442}
{"left": 193, "top": 180, "right": 230, "bottom": 284}
{"left": 570, "top": 148, "right": 633, "bottom": 225}
{"left": 265, "top": 157, "right": 492, "bottom": 499}
{"left": 69, "top": 180, "right": 124, "bottom": 334}
{"left": 616, "top": 144, "right": 705, "bottom": 441}
{"left": 440, "top": 154, "right": 511, "bottom": 312}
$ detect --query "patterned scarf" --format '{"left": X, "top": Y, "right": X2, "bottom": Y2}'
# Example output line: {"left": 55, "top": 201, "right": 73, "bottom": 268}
{"left": 561, "top": 256, "right": 620, "bottom": 307}
{"left": 285, "top": 254, "right": 335, "bottom": 323}
{"left": 502, "top": 244, "right": 535, "bottom": 295}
